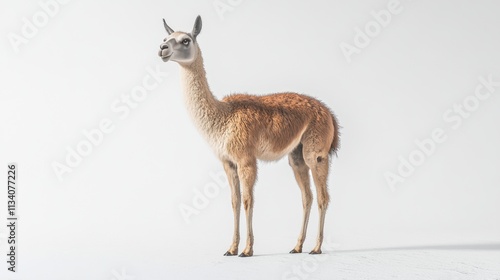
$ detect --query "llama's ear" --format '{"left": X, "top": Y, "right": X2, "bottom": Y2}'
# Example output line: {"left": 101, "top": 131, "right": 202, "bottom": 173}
{"left": 163, "top": 18, "right": 174, "bottom": 35}
{"left": 192, "top": 15, "right": 202, "bottom": 40}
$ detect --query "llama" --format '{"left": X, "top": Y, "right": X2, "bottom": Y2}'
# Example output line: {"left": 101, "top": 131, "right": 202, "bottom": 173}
{"left": 158, "top": 15, "right": 340, "bottom": 257}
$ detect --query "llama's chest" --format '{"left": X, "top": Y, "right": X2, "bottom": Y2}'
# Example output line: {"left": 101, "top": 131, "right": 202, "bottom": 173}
{"left": 189, "top": 116, "right": 229, "bottom": 158}
{"left": 206, "top": 132, "right": 229, "bottom": 159}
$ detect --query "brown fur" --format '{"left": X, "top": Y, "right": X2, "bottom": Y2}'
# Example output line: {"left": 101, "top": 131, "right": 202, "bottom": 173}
{"left": 177, "top": 44, "right": 340, "bottom": 257}
{"left": 222, "top": 93, "right": 339, "bottom": 159}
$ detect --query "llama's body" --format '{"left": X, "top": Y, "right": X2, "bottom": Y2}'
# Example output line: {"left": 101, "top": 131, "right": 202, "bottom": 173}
{"left": 223, "top": 92, "right": 339, "bottom": 161}
{"left": 181, "top": 49, "right": 339, "bottom": 163}
{"left": 160, "top": 16, "right": 340, "bottom": 257}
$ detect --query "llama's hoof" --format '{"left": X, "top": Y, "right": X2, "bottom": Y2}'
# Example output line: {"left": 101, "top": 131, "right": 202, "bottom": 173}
{"left": 223, "top": 251, "right": 237, "bottom": 256}
{"left": 238, "top": 252, "right": 253, "bottom": 257}
{"left": 309, "top": 249, "right": 322, "bottom": 255}
{"left": 289, "top": 249, "right": 302, "bottom": 254}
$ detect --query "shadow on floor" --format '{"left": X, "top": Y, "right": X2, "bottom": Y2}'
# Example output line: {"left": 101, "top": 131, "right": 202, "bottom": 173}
{"left": 247, "top": 244, "right": 500, "bottom": 257}
{"left": 329, "top": 243, "right": 500, "bottom": 254}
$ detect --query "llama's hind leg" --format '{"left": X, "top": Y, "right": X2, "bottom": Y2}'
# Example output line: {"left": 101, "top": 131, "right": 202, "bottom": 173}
{"left": 305, "top": 152, "right": 330, "bottom": 254}
{"left": 222, "top": 160, "right": 241, "bottom": 256}
{"left": 288, "top": 144, "right": 313, "bottom": 254}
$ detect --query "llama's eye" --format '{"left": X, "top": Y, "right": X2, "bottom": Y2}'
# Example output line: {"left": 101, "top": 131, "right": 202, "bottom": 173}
{"left": 182, "top": 39, "right": 190, "bottom": 46}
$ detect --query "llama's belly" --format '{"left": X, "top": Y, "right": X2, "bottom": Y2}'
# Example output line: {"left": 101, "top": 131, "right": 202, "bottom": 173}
{"left": 255, "top": 130, "right": 304, "bottom": 162}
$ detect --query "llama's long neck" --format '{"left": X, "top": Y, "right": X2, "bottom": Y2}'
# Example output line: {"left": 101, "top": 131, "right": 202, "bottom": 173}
{"left": 179, "top": 48, "right": 228, "bottom": 142}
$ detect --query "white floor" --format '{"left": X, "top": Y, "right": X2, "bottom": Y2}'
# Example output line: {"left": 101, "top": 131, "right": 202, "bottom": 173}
{"left": 146, "top": 246, "right": 500, "bottom": 280}
{"left": 5, "top": 244, "right": 500, "bottom": 280}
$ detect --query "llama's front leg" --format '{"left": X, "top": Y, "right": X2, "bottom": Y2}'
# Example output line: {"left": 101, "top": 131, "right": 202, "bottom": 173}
{"left": 236, "top": 158, "right": 257, "bottom": 257}
{"left": 222, "top": 160, "right": 241, "bottom": 256}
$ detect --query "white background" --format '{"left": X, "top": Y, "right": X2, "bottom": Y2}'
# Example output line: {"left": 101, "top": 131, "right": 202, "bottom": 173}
{"left": 1, "top": 0, "right": 499, "bottom": 279}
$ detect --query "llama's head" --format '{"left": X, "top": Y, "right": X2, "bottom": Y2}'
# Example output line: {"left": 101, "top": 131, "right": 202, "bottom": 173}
{"left": 158, "top": 15, "right": 202, "bottom": 66}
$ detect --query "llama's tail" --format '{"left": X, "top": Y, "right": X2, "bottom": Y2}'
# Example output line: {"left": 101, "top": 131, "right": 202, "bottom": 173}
{"left": 329, "top": 111, "right": 341, "bottom": 156}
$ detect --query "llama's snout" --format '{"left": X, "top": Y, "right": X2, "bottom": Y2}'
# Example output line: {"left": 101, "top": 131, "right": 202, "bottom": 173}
{"left": 160, "top": 43, "right": 169, "bottom": 50}
{"left": 158, "top": 43, "right": 173, "bottom": 61}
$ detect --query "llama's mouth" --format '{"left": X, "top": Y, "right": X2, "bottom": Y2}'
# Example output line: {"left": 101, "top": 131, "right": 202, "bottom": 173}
{"left": 161, "top": 54, "right": 172, "bottom": 62}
